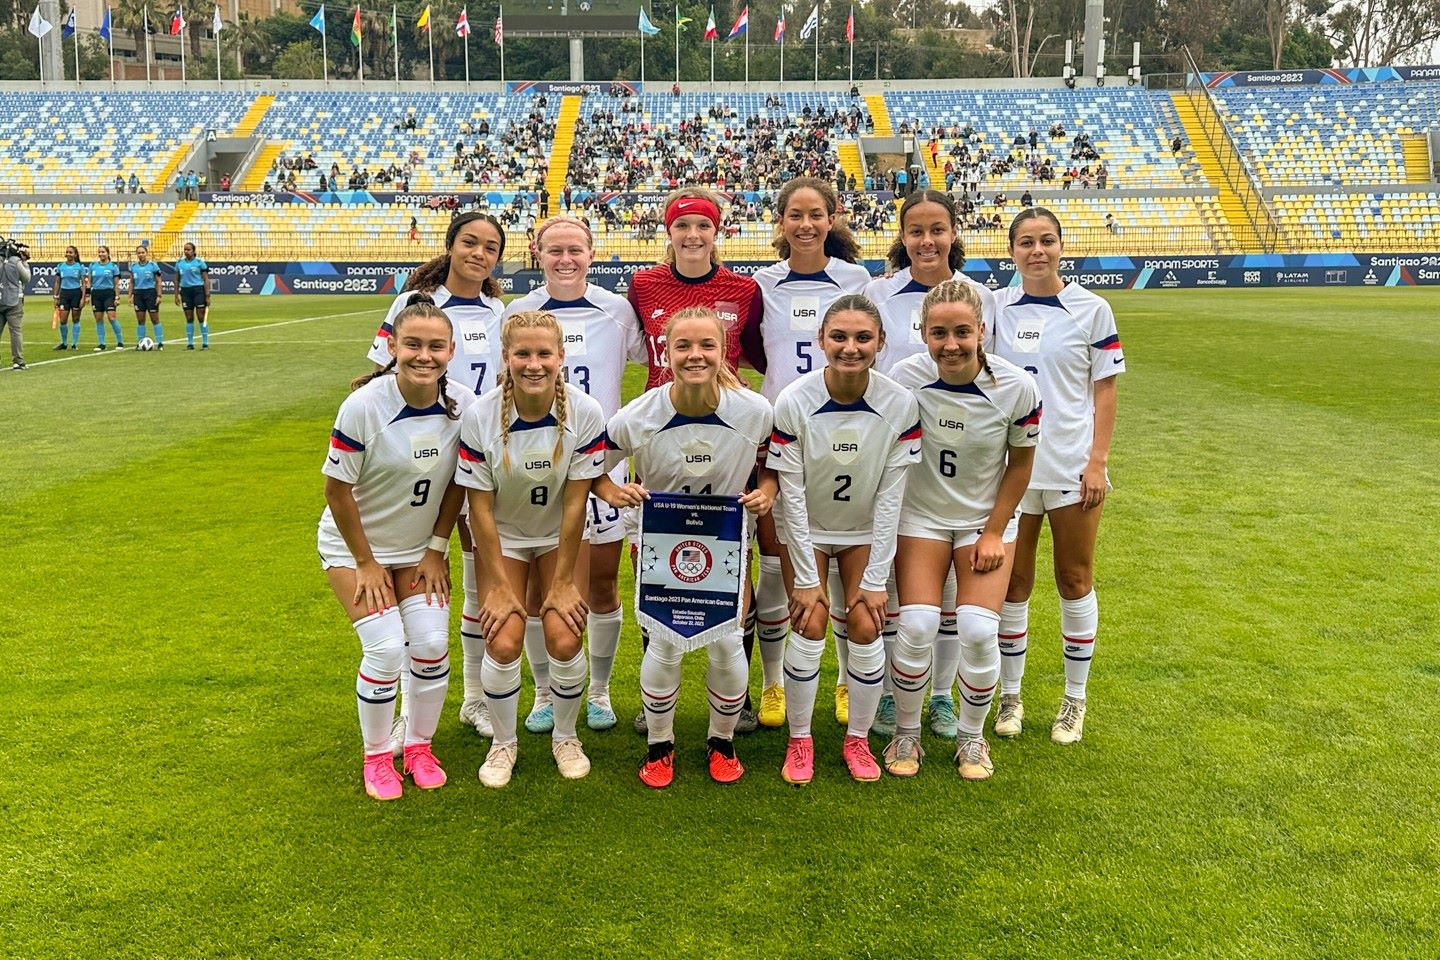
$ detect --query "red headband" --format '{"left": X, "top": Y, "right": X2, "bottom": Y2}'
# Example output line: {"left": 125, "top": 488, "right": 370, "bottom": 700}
{"left": 664, "top": 196, "right": 721, "bottom": 231}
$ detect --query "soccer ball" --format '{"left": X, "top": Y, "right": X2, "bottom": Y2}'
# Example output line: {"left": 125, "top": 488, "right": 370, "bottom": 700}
{"left": 137, "top": 337, "right": 156, "bottom": 352}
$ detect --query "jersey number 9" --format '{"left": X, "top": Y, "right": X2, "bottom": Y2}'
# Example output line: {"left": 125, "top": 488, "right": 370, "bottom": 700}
{"left": 411, "top": 479, "right": 431, "bottom": 506}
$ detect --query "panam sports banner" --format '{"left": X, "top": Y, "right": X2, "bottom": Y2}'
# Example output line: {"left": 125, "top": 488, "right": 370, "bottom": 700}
{"left": 636, "top": 493, "right": 749, "bottom": 653}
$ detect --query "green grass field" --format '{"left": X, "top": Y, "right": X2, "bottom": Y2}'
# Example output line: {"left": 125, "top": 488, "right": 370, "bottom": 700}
{"left": 3, "top": 290, "right": 1438, "bottom": 958}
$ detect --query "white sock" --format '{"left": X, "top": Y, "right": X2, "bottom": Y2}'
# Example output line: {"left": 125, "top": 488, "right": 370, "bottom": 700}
{"left": 523, "top": 616, "right": 550, "bottom": 706}
{"left": 828, "top": 564, "right": 848, "bottom": 686}
{"left": 548, "top": 650, "right": 587, "bottom": 740}
{"left": 397, "top": 596, "right": 451, "bottom": 745}
{"left": 587, "top": 607, "right": 623, "bottom": 700}
{"left": 756, "top": 555, "right": 789, "bottom": 688}
{"left": 954, "top": 604, "right": 1000, "bottom": 737}
{"left": 640, "top": 643, "right": 682, "bottom": 744}
{"left": 931, "top": 573, "right": 959, "bottom": 697}
{"left": 481, "top": 653, "right": 522, "bottom": 746}
{"left": 999, "top": 599, "right": 1029, "bottom": 696}
{"left": 706, "top": 632, "right": 748, "bottom": 740}
{"left": 783, "top": 634, "right": 825, "bottom": 738}
{"left": 1060, "top": 590, "right": 1098, "bottom": 699}
{"left": 845, "top": 640, "right": 885, "bottom": 738}
{"left": 890, "top": 604, "right": 940, "bottom": 735}
{"left": 354, "top": 608, "right": 406, "bottom": 755}
{"left": 461, "top": 551, "right": 484, "bottom": 703}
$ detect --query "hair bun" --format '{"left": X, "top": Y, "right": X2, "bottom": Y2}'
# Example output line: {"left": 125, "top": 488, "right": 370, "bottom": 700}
{"left": 406, "top": 293, "right": 436, "bottom": 307}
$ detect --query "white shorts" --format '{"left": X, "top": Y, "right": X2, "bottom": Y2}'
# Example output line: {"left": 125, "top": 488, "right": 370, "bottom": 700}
{"left": 318, "top": 541, "right": 432, "bottom": 572}
{"left": 585, "top": 495, "right": 627, "bottom": 546}
{"left": 501, "top": 539, "right": 559, "bottom": 564}
{"left": 896, "top": 514, "right": 1020, "bottom": 549}
{"left": 1019, "top": 486, "right": 1097, "bottom": 515}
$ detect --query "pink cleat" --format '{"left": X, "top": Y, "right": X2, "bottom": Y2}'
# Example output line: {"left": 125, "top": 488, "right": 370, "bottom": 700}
{"left": 402, "top": 743, "right": 447, "bottom": 790}
{"left": 842, "top": 734, "right": 882, "bottom": 782}
{"left": 781, "top": 736, "right": 815, "bottom": 785}
{"left": 363, "top": 751, "right": 403, "bottom": 801}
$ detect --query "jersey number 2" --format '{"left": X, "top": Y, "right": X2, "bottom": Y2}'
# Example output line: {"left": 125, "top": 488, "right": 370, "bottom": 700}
{"left": 833, "top": 475, "right": 852, "bottom": 501}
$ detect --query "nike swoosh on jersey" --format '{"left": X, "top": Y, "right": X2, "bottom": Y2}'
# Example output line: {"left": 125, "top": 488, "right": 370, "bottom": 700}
{"left": 1026, "top": 430, "right": 1039, "bottom": 439}
{"left": 328, "top": 455, "right": 340, "bottom": 464}
{"left": 459, "top": 464, "right": 474, "bottom": 474}
{"left": 908, "top": 446, "right": 921, "bottom": 456}
{"left": 651, "top": 308, "right": 665, "bottom": 318}
{"left": 1112, "top": 356, "right": 1123, "bottom": 365}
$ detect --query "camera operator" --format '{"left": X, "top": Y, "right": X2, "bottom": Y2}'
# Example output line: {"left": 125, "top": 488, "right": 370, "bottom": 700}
{"left": 0, "top": 239, "right": 30, "bottom": 371}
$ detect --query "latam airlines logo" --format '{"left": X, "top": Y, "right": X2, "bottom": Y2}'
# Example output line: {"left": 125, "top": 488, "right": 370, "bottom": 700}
{"left": 670, "top": 540, "right": 713, "bottom": 584}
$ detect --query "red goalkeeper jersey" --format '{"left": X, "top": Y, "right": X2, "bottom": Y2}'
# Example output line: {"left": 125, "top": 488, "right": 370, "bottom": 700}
{"left": 627, "top": 263, "right": 766, "bottom": 389}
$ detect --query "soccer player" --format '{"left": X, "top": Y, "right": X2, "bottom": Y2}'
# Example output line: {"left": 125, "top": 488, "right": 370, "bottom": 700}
{"left": 504, "top": 216, "right": 647, "bottom": 732}
{"left": 457, "top": 311, "right": 608, "bottom": 787}
{"left": 752, "top": 177, "right": 872, "bottom": 730}
{"left": 86, "top": 245, "right": 124, "bottom": 351}
{"left": 53, "top": 246, "right": 86, "bottom": 350}
{"left": 319, "top": 294, "right": 475, "bottom": 801}
{"left": 887, "top": 280, "right": 1040, "bottom": 780}
{"left": 129, "top": 245, "right": 164, "bottom": 349}
{"left": 369, "top": 212, "right": 507, "bottom": 748}
{"left": 768, "top": 295, "right": 919, "bottom": 784}
{"left": 987, "top": 207, "right": 1124, "bottom": 744}
{"left": 600, "top": 306, "right": 776, "bottom": 788}
{"left": 173, "top": 242, "right": 211, "bottom": 350}
{"left": 864, "top": 189, "right": 995, "bottom": 740}
{"left": 625, "top": 187, "right": 767, "bottom": 734}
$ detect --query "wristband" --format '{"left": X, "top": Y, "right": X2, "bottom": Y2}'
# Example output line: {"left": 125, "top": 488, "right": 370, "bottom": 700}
{"left": 428, "top": 535, "right": 449, "bottom": 553}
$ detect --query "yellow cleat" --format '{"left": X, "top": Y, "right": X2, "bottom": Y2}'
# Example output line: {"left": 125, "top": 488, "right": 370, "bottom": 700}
{"left": 758, "top": 682, "right": 786, "bottom": 728}
{"left": 834, "top": 684, "right": 850, "bottom": 726}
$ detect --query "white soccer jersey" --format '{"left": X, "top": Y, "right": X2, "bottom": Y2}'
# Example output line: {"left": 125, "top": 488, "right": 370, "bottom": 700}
{"left": 766, "top": 369, "right": 920, "bottom": 544}
{"left": 368, "top": 284, "right": 506, "bottom": 395}
{"left": 865, "top": 268, "right": 996, "bottom": 375}
{"left": 605, "top": 386, "right": 774, "bottom": 498}
{"left": 986, "top": 283, "right": 1125, "bottom": 490}
{"left": 889, "top": 353, "right": 1042, "bottom": 532}
{"left": 754, "top": 257, "right": 873, "bottom": 401}
{"left": 318, "top": 375, "right": 477, "bottom": 565}
{"left": 454, "top": 382, "right": 608, "bottom": 547}
{"left": 503, "top": 283, "right": 647, "bottom": 419}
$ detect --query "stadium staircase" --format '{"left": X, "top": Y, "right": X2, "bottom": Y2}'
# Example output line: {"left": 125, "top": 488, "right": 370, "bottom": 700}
{"left": 1171, "top": 92, "right": 1266, "bottom": 251}
{"left": 919, "top": 141, "right": 942, "bottom": 188}
{"left": 150, "top": 141, "right": 196, "bottom": 195}
{"left": 1402, "top": 135, "right": 1432, "bottom": 183}
{"left": 239, "top": 143, "right": 284, "bottom": 192}
{"left": 233, "top": 95, "right": 276, "bottom": 137}
{"left": 152, "top": 200, "right": 198, "bottom": 257}
{"left": 545, "top": 95, "right": 582, "bottom": 204}
{"left": 865, "top": 94, "right": 893, "bottom": 136}
{"left": 838, "top": 141, "right": 866, "bottom": 185}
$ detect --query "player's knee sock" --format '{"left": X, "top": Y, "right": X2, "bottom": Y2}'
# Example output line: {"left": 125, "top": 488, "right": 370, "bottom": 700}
{"left": 354, "top": 608, "right": 406, "bottom": 755}
{"left": 931, "top": 573, "right": 959, "bottom": 696}
{"left": 882, "top": 578, "right": 899, "bottom": 696}
{"left": 954, "top": 605, "right": 1000, "bottom": 737}
{"left": 185, "top": 320, "right": 194, "bottom": 345}
{"left": 999, "top": 600, "right": 1029, "bottom": 696}
{"left": 890, "top": 604, "right": 940, "bottom": 735}
{"left": 1060, "top": 590, "right": 1098, "bottom": 699}
{"left": 756, "top": 555, "right": 789, "bottom": 688}
{"left": 827, "top": 565, "right": 848, "bottom": 685}
{"left": 481, "top": 653, "right": 522, "bottom": 746}
{"left": 109, "top": 318, "right": 123, "bottom": 343}
{"left": 135, "top": 322, "right": 145, "bottom": 343}
{"left": 845, "top": 640, "right": 885, "bottom": 738}
{"left": 548, "top": 650, "right": 587, "bottom": 740}
{"left": 200, "top": 321, "right": 209, "bottom": 347}
{"left": 69, "top": 320, "right": 80, "bottom": 346}
{"left": 95, "top": 320, "right": 106, "bottom": 346}
{"left": 153, "top": 321, "right": 165, "bottom": 343}
{"left": 586, "top": 607, "right": 622, "bottom": 700}
{"left": 639, "top": 644, "right": 682, "bottom": 745}
{"left": 524, "top": 616, "right": 550, "bottom": 705}
{"left": 782, "top": 634, "right": 825, "bottom": 738}
{"left": 459, "top": 553, "right": 484, "bottom": 703}
{"left": 57, "top": 321, "right": 67, "bottom": 346}
{"left": 398, "top": 596, "right": 451, "bottom": 744}
{"left": 706, "top": 633, "right": 748, "bottom": 740}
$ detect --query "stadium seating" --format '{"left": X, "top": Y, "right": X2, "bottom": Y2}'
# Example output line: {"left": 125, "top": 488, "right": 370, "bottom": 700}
{"left": 3, "top": 202, "right": 174, "bottom": 261}
{"left": 0, "top": 92, "right": 250, "bottom": 194}
{"left": 1213, "top": 82, "right": 1440, "bottom": 185}
{"left": 1271, "top": 191, "right": 1440, "bottom": 251}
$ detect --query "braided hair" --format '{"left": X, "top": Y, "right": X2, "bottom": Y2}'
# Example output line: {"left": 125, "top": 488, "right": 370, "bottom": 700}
{"left": 497, "top": 309, "right": 568, "bottom": 470}
{"left": 350, "top": 293, "right": 460, "bottom": 419}
{"left": 407, "top": 212, "right": 507, "bottom": 300}
{"left": 770, "top": 177, "right": 862, "bottom": 263}
{"left": 919, "top": 280, "right": 992, "bottom": 382}
{"left": 886, "top": 189, "right": 966, "bottom": 274}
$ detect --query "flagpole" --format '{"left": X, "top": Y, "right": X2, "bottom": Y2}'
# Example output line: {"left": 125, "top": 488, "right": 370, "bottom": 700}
{"left": 73, "top": 22, "right": 81, "bottom": 85}
{"left": 391, "top": 6, "right": 398, "bottom": 85}
{"left": 36, "top": 28, "right": 43, "bottom": 87}
{"left": 427, "top": 24, "right": 433, "bottom": 83}
{"left": 144, "top": 8, "right": 151, "bottom": 83}
{"left": 180, "top": 19, "right": 187, "bottom": 84}
{"left": 216, "top": 11, "right": 222, "bottom": 86}
{"left": 640, "top": 27, "right": 645, "bottom": 86}
{"left": 813, "top": 4, "right": 818, "bottom": 85}
{"left": 847, "top": 5, "right": 853, "bottom": 84}
{"left": 321, "top": 21, "right": 328, "bottom": 83}
{"left": 109, "top": 13, "right": 115, "bottom": 84}
{"left": 673, "top": 12, "right": 679, "bottom": 85}
{"left": 357, "top": 8, "right": 364, "bottom": 83}
{"left": 498, "top": 6, "right": 505, "bottom": 84}
{"left": 709, "top": 38, "right": 713, "bottom": 83}
{"left": 779, "top": 23, "right": 784, "bottom": 87}
{"left": 744, "top": 16, "right": 748, "bottom": 86}
{"left": 464, "top": 29, "right": 470, "bottom": 85}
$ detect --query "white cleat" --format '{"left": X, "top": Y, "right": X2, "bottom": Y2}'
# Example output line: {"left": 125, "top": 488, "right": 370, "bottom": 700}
{"left": 1051, "top": 696, "right": 1086, "bottom": 744}
{"left": 459, "top": 698, "right": 493, "bottom": 737}
{"left": 994, "top": 694, "right": 1024, "bottom": 738}
{"left": 478, "top": 741, "right": 518, "bottom": 788}
{"left": 552, "top": 737, "right": 592, "bottom": 780}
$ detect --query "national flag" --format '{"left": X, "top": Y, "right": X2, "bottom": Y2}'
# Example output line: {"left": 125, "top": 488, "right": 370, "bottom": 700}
{"left": 28, "top": 6, "right": 53, "bottom": 38}
{"left": 455, "top": 7, "right": 469, "bottom": 36}
{"left": 309, "top": 4, "right": 325, "bottom": 32}
{"left": 213, "top": 6, "right": 224, "bottom": 33}
{"left": 61, "top": 8, "right": 76, "bottom": 39}
{"left": 349, "top": 4, "right": 361, "bottom": 46}
{"left": 416, "top": 4, "right": 429, "bottom": 30}
{"left": 493, "top": 9, "right": 503, "bottom": 44}
{"left": 675, "top": 5, "right": 691, "bottom": 29}
{"left": 637, "top": 6, "right": 659, "bottom": 35}
{"left": 99, "top": 7, "right": 112, "bottom": 40}
{"left": 170, "top": 6, "right": 186, "bottom": 34}
{"left": 799, "top": 3, "right": 816, "bottom": 39}
{"left": 845, "top": 5, "right": 853, "bottom": 42}
{"left": 726, "top": 4, "right": 746, "bottom": 38}
{"left": 773, "top": 10, "right": 784, "bottom": 41}
{"left": 702, "top": 6, "right": 716, "bottom": 39}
